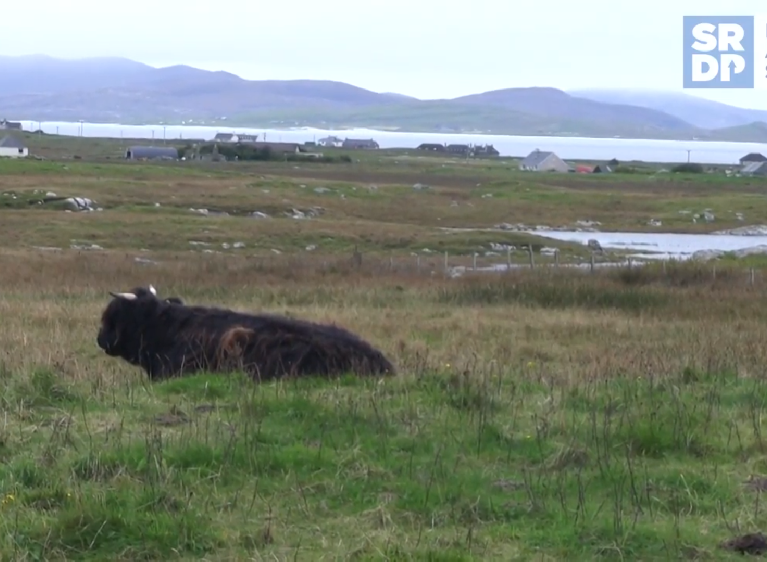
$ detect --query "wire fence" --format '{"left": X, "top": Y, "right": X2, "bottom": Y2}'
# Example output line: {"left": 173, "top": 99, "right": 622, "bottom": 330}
{"left": 205, "top": 245, "right": 767, "bottom": 288}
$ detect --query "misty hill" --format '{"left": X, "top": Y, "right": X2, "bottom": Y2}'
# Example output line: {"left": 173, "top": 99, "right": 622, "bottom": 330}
{"left": 701, "top": 121, "right": 767, "bottom": 143}
{"left": 0, "top": 55, "right": 400, "bottom": 122}
{"left": 452, "top": 87, "right": 694, "bottom": 133}
{"left": 1, "top": 55, "right": 766, "bottom": 142}
{"left": 569, "top": 88, "right": 767, "bottom": 130}
{"left": 0, "top": 55, "right": 153, "bottom": 96}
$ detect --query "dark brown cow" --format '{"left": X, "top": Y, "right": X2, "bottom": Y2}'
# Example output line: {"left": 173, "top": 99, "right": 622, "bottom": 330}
{"left": 96, "top": 285, "right": 396, "bottom": 381}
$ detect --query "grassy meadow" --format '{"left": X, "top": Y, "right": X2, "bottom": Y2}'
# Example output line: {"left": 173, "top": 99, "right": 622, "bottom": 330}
{"left": 2, "top": 134, "right": 767, "bottom": 559}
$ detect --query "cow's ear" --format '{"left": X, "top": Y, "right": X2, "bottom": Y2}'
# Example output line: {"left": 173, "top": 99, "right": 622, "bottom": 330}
{"left": 109, "top": 291, "right": 137, "bottom": 300}
{"left": 131, "top": 286, "right": 159, "bottom": 299}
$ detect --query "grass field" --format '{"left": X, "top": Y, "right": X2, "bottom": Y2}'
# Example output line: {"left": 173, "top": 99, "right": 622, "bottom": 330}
{"left": 2, "top": 135, "right": 767, "bottom": 559}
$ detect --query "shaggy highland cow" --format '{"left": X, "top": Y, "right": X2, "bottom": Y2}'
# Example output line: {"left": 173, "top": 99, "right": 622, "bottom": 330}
{"left": 96, "top": 285, "right": 396, "bottom": 381}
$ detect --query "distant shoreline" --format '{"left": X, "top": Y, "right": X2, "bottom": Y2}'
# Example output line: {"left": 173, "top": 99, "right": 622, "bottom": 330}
{"left": 10, "top": 119, "right": 767, "bottom": 146}
{"left": 5, "top": 120, "right": 766, "bottom": 164}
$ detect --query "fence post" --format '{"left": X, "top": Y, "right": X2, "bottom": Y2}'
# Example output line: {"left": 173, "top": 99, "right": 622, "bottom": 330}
{"left": 507, "top": 246, "right": 511, "bottom": 271}
{"left": 712, "top": 264, "right": 716, "bottom": 281}
{"left": 590, "top": 253, "right": 595, "bottom": 273}
{"left": 554, "top": 249, "right": 559, "bottom": 267}
{"left": 662, "top": 259, "right": 666, "bottom": 275}
{"left": 528, "top": 246, "right": 535, "bottom": 269}
{"left": 750, "top": 267, "right": 755, "bottom": 286}
{"left": 628, "top": 258, "right": 633, "bottom": 269}
{"left": 389, "top": 253, "right": 393, "bottom": 270}
{"left": 416, "top": 254, "right": 420, "bottom": 273}
{"left": 444, "top": 251, "right": 448, "bottom": 274}
{"left": 473, "top": 252, "right": 477, "bottom": 270}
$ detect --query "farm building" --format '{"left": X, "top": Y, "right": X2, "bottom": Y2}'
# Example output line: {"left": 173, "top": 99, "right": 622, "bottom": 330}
{"left": 342, "top": 138, "right": 379, "bottom": 149}
{"left": 213, "top": 133, "right": 259, "bottom": 143}
{"left": 593, "top": 164, "right": 613, "bottom": 173}
{"left": 741, "top": 161, "right": 767, "bottom": 176}
{"left": 0, "top": 119, "right": 22, "bottom": 131}
{"left": 0, "top": 135, "right": 28, "bottom": 158}
{"left": 474, "top": 144, "right": 500, "bottom": 157}
{"left": 212, "top": 133, "right": 259, "bottom": 143}
{"left": 740, "top": 152, "right": 767, "bottom": 165}
{"left": 519, "top": 149, "right": 569, "bottom": 172}
{"left": 125, "top": 146, "right": 178, "bottom": 160}
{"left": 318, "top": 136, "right": 343, "bottom": 147}
{"left": 417, "top": 143, "right": 447, "bottom": 152}
{"left": 446, "top": 144, "right": 471, "bottom": 155}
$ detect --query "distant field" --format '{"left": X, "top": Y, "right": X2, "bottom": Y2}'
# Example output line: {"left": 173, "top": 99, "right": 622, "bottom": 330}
{"left": 2, "top": 131, "right": 766, "bottom": 236}
{"left": 1, "top": 135, "right": 767, "bottom": 559}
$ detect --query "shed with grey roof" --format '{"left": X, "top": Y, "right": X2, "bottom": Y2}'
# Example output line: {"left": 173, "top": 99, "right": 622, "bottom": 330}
{"left": 740, "top": 152, "right": 767, "bottom": 165}
{"left": 0, "top": 135, "right": 28, "bottom": 158}
{"left": 519, "top": 149, "right": 569, "bottom": 172}
{"left": 125, "top": 146, "right": 179, "bottom": 160}
{"left": 741, "top": 161, "right": 767, "bottom": 176}
{"left": 342, "top": 138, "right": 379, "bottom": 149}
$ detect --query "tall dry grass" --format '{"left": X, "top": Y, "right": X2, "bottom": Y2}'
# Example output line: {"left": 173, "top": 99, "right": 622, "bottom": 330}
{"left": 2, "top": 249, "right": 766, "bottom": 381}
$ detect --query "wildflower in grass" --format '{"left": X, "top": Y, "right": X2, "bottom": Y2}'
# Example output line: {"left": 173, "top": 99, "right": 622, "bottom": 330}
{"left": 1, "top": 494, "right": 15, "bottom": 506}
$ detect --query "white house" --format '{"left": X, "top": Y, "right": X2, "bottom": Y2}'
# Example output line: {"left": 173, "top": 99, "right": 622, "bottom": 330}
{"left": 318, "top": 136, "right": 343, "bottom": 147}
{"left": 0, "top": 119, "right": 22, "bottom": 131}
{"left": 0, "top": 135, "right": 28, "bottom": 158}
{"left": 212, "top": 133, "right": 259, "bottom": 143}
{"left": 519, "top": 149, "right": 569, "bottom": 172}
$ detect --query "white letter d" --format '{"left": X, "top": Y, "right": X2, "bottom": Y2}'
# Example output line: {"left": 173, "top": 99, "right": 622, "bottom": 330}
{"left": 692, "top": 54, "right": 719, "bottom": 81}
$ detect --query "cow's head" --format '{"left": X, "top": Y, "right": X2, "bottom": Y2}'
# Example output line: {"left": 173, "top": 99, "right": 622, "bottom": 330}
{"left": 97, "top": 284, "right": 183, "bottom": 360}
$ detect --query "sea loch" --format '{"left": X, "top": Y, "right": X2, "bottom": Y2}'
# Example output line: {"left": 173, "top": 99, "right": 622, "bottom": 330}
{"left": 16, "top": 120, "right": 767, "bottom": 165}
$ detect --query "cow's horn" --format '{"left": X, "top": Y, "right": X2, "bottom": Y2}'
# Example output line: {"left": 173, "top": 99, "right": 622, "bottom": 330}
{"left": 148, "top": 284, "right": 157, "bottom": 296}
{"left": 109, "top": 291, "right": 137, "bottom": 300}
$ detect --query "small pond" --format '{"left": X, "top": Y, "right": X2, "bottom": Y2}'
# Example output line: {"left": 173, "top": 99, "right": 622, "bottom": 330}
{"left": 527, "top": 230, "right": 767, "bottom": 260}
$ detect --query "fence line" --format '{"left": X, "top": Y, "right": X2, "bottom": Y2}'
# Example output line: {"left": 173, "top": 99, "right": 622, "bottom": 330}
{"left": 196, "top": 243, "right": 764, "bottom": 287}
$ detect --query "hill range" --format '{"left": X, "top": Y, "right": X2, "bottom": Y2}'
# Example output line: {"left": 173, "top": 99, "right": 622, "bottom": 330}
{"left": 2, "top": 55, "right": 767, "bottom": 142}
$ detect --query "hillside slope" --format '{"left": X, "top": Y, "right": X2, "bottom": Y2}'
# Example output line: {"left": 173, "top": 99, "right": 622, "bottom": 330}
{"left": 569, "top": 88, "right": 767, "bottom": 130}
{"left": 3, "top": 55, "right": 766, "bottom": 141}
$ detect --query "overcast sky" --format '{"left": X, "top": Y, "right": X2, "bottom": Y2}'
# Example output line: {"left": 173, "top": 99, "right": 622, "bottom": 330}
{"left": 3, "top": 0, "right": 767, "bottom": 109}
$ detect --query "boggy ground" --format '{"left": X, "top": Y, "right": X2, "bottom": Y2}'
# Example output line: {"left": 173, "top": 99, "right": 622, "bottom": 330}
{"left": 2, "top": 250, "right": 767, "bottom": 560}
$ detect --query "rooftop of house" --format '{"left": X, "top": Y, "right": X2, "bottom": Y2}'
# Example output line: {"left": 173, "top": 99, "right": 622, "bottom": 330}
{"left": 520, "top": 149, "right": 555, "bottom": 167}
{"left": 740, "top": 152, "right": 767, "bottom": 161}
{"left": 0, "top": 135, "right": 26, "bottom": 149}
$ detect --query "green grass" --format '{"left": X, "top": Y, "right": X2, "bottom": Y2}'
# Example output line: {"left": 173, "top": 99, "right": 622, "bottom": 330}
{"left": 1, "top": 366, "right": 765, "bottom": 559}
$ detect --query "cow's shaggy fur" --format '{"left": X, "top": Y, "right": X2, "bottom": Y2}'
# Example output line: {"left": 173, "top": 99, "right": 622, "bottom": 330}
{"left": 96, "top": 285, "right": 396, "bottom": 381}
